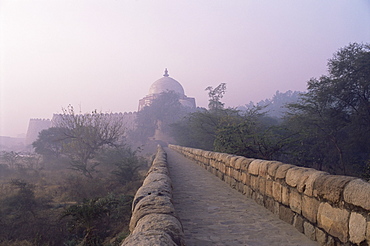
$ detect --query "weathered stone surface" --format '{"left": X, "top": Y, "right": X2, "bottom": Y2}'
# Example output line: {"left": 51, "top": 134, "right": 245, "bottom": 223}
{"left": 265, "top": 179, "right": 273, "bottom": 197}
{"left": 367, "top": 221, "right": 370, "bottom": 244}
{"left": 133, "top": 182, "right": 172, "bottom": 207}
{"left": 122, "top": 230, "right": 177, "bottom": 246}
{"left": 286, "top": 167, "right": 311, "bottom": 188}
{"left": 240, "top": 158, "right": 254, "bottom": 170}
{"left": 302, "top": 171, "right": 328, "bottom": 197}
{"left": 343, "top": 179, "right": 370, "bottom": 210}
{"left": 266, "top": 161, "right": 283, "bottom": 179}
{"left": 303, "top": 222, "right": 316, "bottom": 241}
{"left": 250, "top": 175, "right": 258, "bottom": 191}
{"left": 349, "top": 212, "right": 366, "bottom": 244}
{"left": 275, "top": 164, "right": 295, "bottom": 179}
{"left": 147, "top": 166, "right": 169, "bottom": 175}
{"left": 317, "top": 202, "right": 349, "bottom": 242}
{"left": 258, "top": 176, "right": 266, "bottom": 194}
{"left": 230, "top": 156, "right": 241, "bottom": 170}
{"left": 258, "top": 161, "right": 269, "bottom": 177}
{"left": 281, "top": 185, "right": 290, "bottom": 206}
{"left": 248, "top": 160, "right": 263, "bottom": 175}
{"left": 302, "top": 195, "right": 320, "bottom": 223}
{"left": 272, "top": 181, "right": 282, "bottom": 202}
{"left": 143, "top": 173, "right": 171, "bottom": 186}
{"left": 130, "top": 194, "right": 176, "bottom": 231}
{"left": 315, "top": 227, "right": 327, "bottom": 245}
{"left": 289, "top": 190, "right": 302, "bottom": 214}
{"left": 313, "top": 175, "right": 355, "bottom": 203}
{"left": 279, "top": 204, "right": 295, "bottom": 224}
{"left": 293, "top": 214, "right": 304, "bottom": 233}
{"left": 133, "top": 214, "right": 184, "bottom": 246}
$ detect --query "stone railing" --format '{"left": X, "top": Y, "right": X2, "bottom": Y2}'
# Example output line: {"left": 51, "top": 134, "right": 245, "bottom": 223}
{"left": 169, "top": 144, "right": 370, "bottom": 246}
{"left": 121, "top": 146, "right": 185, "bottom": 246}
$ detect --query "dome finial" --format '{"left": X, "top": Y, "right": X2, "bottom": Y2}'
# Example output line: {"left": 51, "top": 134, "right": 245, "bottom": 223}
{"left": 164, "top": 68, "right": 169, "bottom": 77}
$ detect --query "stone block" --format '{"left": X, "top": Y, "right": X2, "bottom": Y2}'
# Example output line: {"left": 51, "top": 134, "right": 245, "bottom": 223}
{"left": 250, "top": 175, "right": 258, "bottom": 191}
{"left": 230, "top": 178, "right": 237, "bottom": 189}
{"left": 315, "top": 227, "right": 327, "bottom": 245}
{"left": 367, "top": 221, "right": 370, "bottom": 244}
{"left": 216, "top": 170, "right": 224, "bottom": 180}
{"left": 264, "top": 196, "right": 276, "bottom": 214}
{"left": 258, "top": 176, "right": 266, "bottom": 194}
{"left": 302, "top": 171, "right": 329, "bottom": 197}
{"left": 132, "top": 214, "right": 184, "bottom": 246}
{"left": 279, "top": 204, "right": 295, "bottom": 224}
{"left": 243, "top": 185, "right": 252, "bottom": 197}
{"left": 281, "top": 185, "right": 290, "bottom": 206}
{"left": 317, "top": 202, "right": 349, "bottom": 243}
{"left": 302, "top": 195, "right": 320, "bottom": 223}
{"left": 240, "top": 171, "right": 249, "bottom": 185}
{"left": 142, "top": 173, "right": 172, "bottom": 187}
{"left": 230, "top": 156, "right": 240, "bottom": 169}
{"left": 286, "top": 167, "right": 309, "bottom": 188}
{"left": 293, "top": 214, "right": 304, "bottom": 233}
{"left": 130, "top": 195, "right": 176, "bottom": 231}
{"left": 259, "top": 161, "right": 269, "bottom": 177}
{"left": 240, "top": 158, "right": 254, "bottom": 171}
{"left": 266, "top": 161, "right": 283, "bottom": 179}
{"left": 265, "top": 179, "right": 273, "bottom": 197}
{"left": 248, "top": 160, "right": 262, "bottom": 175}
{"left": 275, "top": 164, "right": 295, "bottom": 179}
{"left": 343, "top": 179, "right": 370, "bottom": 210}
{"left": 272, "top": 181, "right": 282, "bottom": 202}
{"left": 313, "top": 175, "right": 355, "bottom": 203}
{"left": 303, "top": 221, "right": 316, "bottom": 241}
{"left": 255, "top": 193, "right": 264, "bottom": 206}
{"left": 349, "top": 212, "right": 366, "bottom": 244}
{"left": 289, "top": 190, "right": 302, "bottom": 214}
{"left": 122, "top": 231, "right": 177, "bottom": 246}
{"left": 232, "top": 169, "right": 240, "bottom": 181}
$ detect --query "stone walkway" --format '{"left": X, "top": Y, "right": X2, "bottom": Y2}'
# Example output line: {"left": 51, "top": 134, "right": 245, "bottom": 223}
{"left": 165, "top": 148, "right": 318, "bottom": 246}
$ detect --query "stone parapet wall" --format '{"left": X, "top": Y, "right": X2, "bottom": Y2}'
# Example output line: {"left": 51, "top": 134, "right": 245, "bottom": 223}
{"left": 122, "top": 146, "right": 185, "bottom": 246}
{"left": 169, "top": 144, "right": 370, "bottom": 246}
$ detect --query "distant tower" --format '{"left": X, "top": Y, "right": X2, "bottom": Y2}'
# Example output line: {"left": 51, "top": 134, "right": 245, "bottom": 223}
{"left": 25, "top": 119, "right": 52, "bottom": 146}
{"left": 138, "top": 68, "right": 196, "bottom": 111}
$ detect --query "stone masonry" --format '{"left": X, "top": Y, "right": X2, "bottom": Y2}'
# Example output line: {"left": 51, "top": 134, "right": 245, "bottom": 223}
{"left": 169, "top": 144, "right": 370, "bottom": 246}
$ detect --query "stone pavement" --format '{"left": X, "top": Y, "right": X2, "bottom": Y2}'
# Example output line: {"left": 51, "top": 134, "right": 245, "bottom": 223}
{"left": 165, "top": 147, "right": 318, "bottom": 246}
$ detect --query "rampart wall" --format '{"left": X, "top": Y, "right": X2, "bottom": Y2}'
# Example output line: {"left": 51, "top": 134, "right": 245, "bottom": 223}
{"left": 169, "top": 144, "right": 370, "bottom": 246}
{"left": 122, "top": 145, "right": 185, "bottom": 246}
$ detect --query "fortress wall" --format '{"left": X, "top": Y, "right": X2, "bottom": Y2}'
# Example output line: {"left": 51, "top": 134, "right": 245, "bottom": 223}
{"left": 122, "top": 145, "right": 185, "bottom": 246}
{"left": 169, "top": 144, "right": 370, "bottom": 246}
{"left": 25, "top": 118, "right": 52, "bottom": 146}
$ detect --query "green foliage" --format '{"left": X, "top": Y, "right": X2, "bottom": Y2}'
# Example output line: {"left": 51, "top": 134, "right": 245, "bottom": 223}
{"left": 205, "top": 83, "right": 226, "bottom": 111}
{"left": 32, "top": 127, "right": 70, "bottom": 160}
{"left": 171, "top": 107, "right": 240, "bottom": 150}
{"left": 130, "top": 91, "right": 191, "bottom": 143}
{"left": 61, "top": 194, "right": 132, "bottom": 246}
{"left": 286, "top": 43, "right": 370, "bottom": 175}
{"left": 34, "top": 105, "right": 126, "bottom": 178}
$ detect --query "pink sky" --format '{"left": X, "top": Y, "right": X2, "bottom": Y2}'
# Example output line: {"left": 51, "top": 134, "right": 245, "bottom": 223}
{"left": 1, "top": 0, "right": 369, "bottom": 137}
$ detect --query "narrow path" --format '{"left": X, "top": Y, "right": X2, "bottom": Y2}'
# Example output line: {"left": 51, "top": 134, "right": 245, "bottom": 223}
{"left": 165, "top": 147, "right": 318, "bottom": 246}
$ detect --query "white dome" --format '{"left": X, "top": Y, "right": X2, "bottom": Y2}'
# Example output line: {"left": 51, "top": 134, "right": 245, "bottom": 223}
{"left": 148, "top": 69, "right": 185, "bottom": 95}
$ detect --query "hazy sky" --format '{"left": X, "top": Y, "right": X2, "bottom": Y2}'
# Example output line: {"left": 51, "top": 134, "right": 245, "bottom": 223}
{"left": 1, "top": 1, "right": 369, "bottom": 137}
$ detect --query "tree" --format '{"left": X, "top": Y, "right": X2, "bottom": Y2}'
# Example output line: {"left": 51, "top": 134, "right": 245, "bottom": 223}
{"left": 287, "top": 43, "right": 370, "bottom": 175}
{"left": 49, "top": 105, "right": 126, "bottom": 178}
{"left": 131, "top": 91, "right": 190, "bottom": 143}
{"left": 32, "top": 127, "right": 70, "bottom": 160}
{"left": 205, "top": 83, "right": 227, "bottom": 111}
{"left": 61, "top": 194, "right": 132, "bottom": 246}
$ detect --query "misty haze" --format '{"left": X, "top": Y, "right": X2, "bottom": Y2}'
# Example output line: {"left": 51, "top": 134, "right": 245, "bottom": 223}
{"left": 0, "top": 1, "right": 369, "bottom": 245}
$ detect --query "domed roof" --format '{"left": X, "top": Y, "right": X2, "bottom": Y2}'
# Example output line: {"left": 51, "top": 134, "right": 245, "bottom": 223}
{"left": 149, "top": 69, "right": 185, "bottom": 95}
